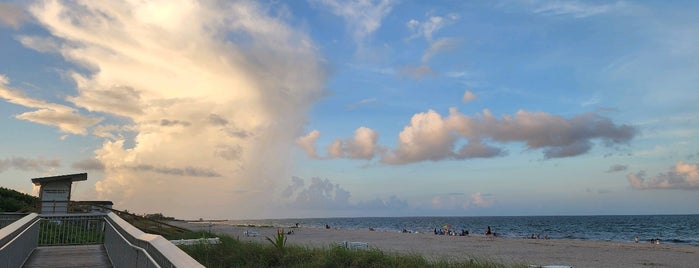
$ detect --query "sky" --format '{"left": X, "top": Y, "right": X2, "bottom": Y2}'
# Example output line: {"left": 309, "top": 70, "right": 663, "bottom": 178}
{"left": 0, "top": 0, "right": 697, "bottom": 220}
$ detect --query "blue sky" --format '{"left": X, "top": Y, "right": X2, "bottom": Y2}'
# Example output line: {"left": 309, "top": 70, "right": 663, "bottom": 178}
{"left": 0, "top": 0, "right": 697, "bottom": 219}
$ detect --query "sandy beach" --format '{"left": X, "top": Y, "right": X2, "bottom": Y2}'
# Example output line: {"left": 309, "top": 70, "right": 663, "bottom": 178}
{"left": 174, "top": 221, "right": 698, "bottom": 267}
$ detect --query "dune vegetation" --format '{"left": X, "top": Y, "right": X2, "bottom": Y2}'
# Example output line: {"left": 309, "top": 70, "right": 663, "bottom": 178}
{"left": 176, "top": 230, "right": 519, "bottom": 268}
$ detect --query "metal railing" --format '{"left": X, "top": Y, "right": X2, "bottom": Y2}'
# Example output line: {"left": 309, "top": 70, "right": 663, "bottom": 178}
{"left": 38, "top": 213, "right": 106, "bottom": 246}
{"left": 0, "top": 213, "right": 29, "bottom": 229}
{"left": 104, "top": 216, "right": 161, "bottom": 268}
{"left": 0, "top": 212, "right": 203, "bottom": 268}
{"left": 104, "top": 212, "right": 204, "bottom": 268}
{"left": 0, "top": 213, "right": 40, "bottom": 267}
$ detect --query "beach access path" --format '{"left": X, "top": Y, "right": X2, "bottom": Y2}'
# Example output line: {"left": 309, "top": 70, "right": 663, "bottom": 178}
{"left": 173, "top": 221, "right": 699, "bottom": 268}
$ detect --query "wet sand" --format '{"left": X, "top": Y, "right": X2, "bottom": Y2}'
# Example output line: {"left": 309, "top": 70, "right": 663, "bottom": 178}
{"left": 173, "top": 221, "right": 699, "bottom": 267}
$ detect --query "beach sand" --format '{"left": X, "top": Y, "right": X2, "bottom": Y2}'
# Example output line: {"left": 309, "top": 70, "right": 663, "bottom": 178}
{"left": 173, "top": 221, "right": 698, "bottom": 267}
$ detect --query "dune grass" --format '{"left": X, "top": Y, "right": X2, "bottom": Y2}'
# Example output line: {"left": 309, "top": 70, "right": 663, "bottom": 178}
{"left": 178, "top": 231, "right": 520, "bottom": 268}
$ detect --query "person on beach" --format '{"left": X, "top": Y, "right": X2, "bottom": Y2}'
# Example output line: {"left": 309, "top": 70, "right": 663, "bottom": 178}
{"left": 486, "top": 226, "right": 492, "bottom": 236}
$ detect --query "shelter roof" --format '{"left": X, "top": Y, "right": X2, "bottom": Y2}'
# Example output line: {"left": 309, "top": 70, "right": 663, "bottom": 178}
{"left": 31, "top": 173, "right": 87, "bottom": 185}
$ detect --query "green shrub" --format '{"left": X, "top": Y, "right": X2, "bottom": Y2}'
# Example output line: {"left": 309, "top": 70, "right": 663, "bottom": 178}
{"left": 265, "top": 228, "right": 288, "bottom": 252}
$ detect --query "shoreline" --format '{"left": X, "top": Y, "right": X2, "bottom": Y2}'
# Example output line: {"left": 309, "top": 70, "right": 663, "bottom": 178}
{"left": 172, "top": 221, "right": 699, "bottom": 267}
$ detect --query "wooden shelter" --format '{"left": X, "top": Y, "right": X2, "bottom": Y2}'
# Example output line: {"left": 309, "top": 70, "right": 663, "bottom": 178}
{"left": 31, "top": 173, "right": 87, "bottom": 214}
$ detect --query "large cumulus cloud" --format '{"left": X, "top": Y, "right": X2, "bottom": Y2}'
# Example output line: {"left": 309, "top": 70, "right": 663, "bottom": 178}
{"left": 6, "top": 0, "right": 326, "bottom": 218}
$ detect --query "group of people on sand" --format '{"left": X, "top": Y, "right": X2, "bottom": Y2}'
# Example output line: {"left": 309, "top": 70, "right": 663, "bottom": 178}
{"left": 431, "top": 225, "right": 500, "bottom": 237}
{"left": 528, "top": 233, "right": 549, "bottom": 240}
{"left": 485, "top": 226, "right": 499, "bottom": 237}
{"left": 433, "top": 227, "right": 477, "bottom": 237}
{"left": 434, "top": 228, "right": 469, "bottom": 236}
{"left": 635, "top": 236, "right": 662, "bottom": 244}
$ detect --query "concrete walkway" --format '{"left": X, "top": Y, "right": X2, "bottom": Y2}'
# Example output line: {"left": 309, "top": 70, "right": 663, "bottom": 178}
{"left": 23, "top": 245, "right": 112, "bottom": 268}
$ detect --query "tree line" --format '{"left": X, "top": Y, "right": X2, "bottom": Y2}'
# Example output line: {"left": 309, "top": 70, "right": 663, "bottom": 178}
{"left": 0, "top": 187, "right": 37, "bottom": 212}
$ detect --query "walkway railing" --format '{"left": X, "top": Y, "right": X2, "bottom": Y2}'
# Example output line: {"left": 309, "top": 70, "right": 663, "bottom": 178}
{"left": 104, "top": 212, "right": 203, "bottom": 268}
{"left": 38, "top": 213, "right": 105, "bottom": 246}
{"left": 0, "top": 213, "right": 29, "bottom": 229}
{"left": 0, "top": 213, "right": 40, "bottom": 267}
{"left": 0, "top": 212, "right": 203, "bottom": 268}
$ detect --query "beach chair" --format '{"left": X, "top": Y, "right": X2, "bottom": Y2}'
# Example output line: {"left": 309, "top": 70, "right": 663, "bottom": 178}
{"left": 244, "top": 230, "right": 259, "bottom": 237}
{"left": 342, "top": 240, "right": 369, "bottom": 250}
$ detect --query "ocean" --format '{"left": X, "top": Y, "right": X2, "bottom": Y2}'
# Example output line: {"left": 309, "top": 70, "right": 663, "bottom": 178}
{"left": 221, "top": 214, "right": 699, "bottom": 246}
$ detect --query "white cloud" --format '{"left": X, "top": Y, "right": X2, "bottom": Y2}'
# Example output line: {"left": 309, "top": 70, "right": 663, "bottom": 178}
{"left": 0, "top": 76, "right": 102, "bottom": 135}
{"left": 0, "top": 3, "right": 28, "bottom": 29}
{"left": 455, "top": 140, "right": 504, "bottom": 159}
{"left": 530, "top": 0, "right": 623, "bottom": 18}
{"left": 326, "top": 139, "right": 344, "bottom": 158}
{"left": 296, "top": 130, "right": 322, "bottom": 159}
{"left": 421, "top": 37, "right": 461, "bottom": 63}
{"left": 430, "top": 191, "right": 493, "bottom": 210}
{"left": 298, "top": 127, "right": 379, "bottom": 160}
{"left": 282, "top": 176, "right": 409, "bottom": 213}
{"left": 327, "top": 127, "right": 379, "bottom": 159}
{"left": 431, "top": 195, "right": 468, "bottom": 210}
{"left": 71, "top": 158, "right": 105, "bottom": 172}
{"left": 67, "top": 82, "right": 144, "bottom": 118}
{"left": 346, "top": 98, "right": 377, "bottom": 110}
{"left": 16, "top": 0, "right": 326, "bottom": 218}
{"left": 462, "top": 90, "right": 477, "bottom": 103}
{"left": 283, "top": 176, "right": 352, "bottom": 210}
{"left": 628, "top": 161, "right": 699, "bottom": 190}
{"left": 123, "top": 164, "right": 220, "bottom": 178}
{"left": 357, "top": 195, "right": 408, "bottom": 210}
{"left": 404, "top": 14, "right": 460, "bottom": 78}
{"left": 312, "top": 0, "right": 394, "bottom": 44}
{"left": 470, "top": 192, "right": 494, "bottom": 207}
{"left": 446, "top": 108, "right": 635, "bottom": 159}
{"left": 381, "top": 110, "right": 456, "bottom": 164}
{"left": 406, "top": 15, "right": 458, "bottom": 42}
{"left": 91, "top": 124, "right": 122, "bottom": 140}
{"left": 398, "top": 65, "right": 435, "bottom": 80}
{"left": 311, "top": 107, "right": 635, "bottom": 165}
{"left": 383, "top": 107, "right": 635, "bottom": 164}
{"left": 347, "top": 127, "right": 379, "bottom": 159}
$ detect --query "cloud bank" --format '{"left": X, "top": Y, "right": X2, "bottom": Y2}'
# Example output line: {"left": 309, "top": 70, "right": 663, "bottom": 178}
{"left": 6, "top": 0, "right": 326, "bottom": 218}
{"left": 627, "top": 161, "right": 699, "bottom": 190}
{"left": 282, "top": 176, "right": 407, "bottom": 215}
{"left": 431, "top": 192, "right": 494, "bottom": 210}
{"left": 0, "top": 156, "right": 60, "bottom": 173}
{"left": 300, "top": 108, "right": 635, "bottom": 164}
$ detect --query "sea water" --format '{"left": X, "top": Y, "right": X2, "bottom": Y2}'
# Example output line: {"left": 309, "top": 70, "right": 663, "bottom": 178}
{"left": 222, "top": 215, "right": 699, "bottom": 246}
